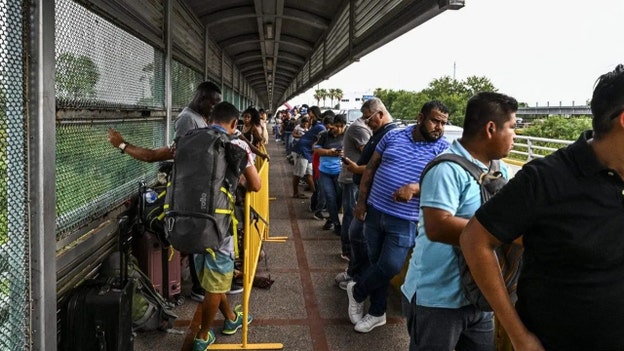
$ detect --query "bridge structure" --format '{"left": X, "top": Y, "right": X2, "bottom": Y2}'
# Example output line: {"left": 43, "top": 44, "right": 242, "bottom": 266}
{"left": 1, "top": 0, "right": 468, "bottom": 350}
{"left": 517, "top": 105, "right": 592, "bottom": 116}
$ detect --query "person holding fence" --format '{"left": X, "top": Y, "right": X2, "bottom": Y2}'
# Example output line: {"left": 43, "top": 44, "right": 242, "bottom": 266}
{"left": 107, "top": 81, "right": 222, "bottom": 303}
{"left": 191, "top": 102, "right": 261, "bottom": 350}
{"left": 460, "top": 65, "right": 624, "bottom": 351}
{"left": 402, "top": 92, "right": 517, "bottom": 351}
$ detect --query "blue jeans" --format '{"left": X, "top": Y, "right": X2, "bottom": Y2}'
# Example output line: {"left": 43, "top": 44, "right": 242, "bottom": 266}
{"left": 353, "top": 206, "right": 416, "bottom": 316}
{"left": 347, "top": 217, "right": 369, "bottom": 281}
{"left": 340, "top": 182, "right": 357, "bottom": 255}
{"left": 403, "top": 294, "right": 494, "bottom": 351}
{"left": 318, "top": 172, "right": 342, "bottom": 227}
{"left": 284, "top": 132, "right": 293, "bottom": 154}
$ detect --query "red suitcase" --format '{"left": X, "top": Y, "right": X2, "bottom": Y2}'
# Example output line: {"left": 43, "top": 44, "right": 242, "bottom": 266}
{"left": 133, "top": 230, "right": 183, "bottom": 304}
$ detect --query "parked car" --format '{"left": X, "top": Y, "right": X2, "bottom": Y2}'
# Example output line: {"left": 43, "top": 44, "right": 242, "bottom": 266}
{"left": 443, "top": 125, "right": 463, "bottom": 143}
{"left": 339, "top": 109, "right": 362, "bottom": 125}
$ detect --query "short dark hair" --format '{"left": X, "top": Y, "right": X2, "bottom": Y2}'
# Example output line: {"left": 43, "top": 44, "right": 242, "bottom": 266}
{"left": 309, "top": 106, "right": 322, "bottom": 119}
{"left": 334, "top": 114, "right": 347, "bottom": 125}
{"left": 420, "top": 100, "right": 449, "bottom": 116}
{"left": 462, "top": 92, "right": 518, "bottom": 138}
{"left": 189, "top": 81, "right": 222, "bottom": 115}
{"left": 591, "top": 64, "right": 624, "bottom": 138}
{"left": 321, "top": 109, "right": 335, "bottom": 119}
{"left": 211, "top": 101, "right": 239, "bottom": 124}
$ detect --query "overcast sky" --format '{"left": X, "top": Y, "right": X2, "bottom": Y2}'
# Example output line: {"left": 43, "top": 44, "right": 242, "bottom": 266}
{"left": 290, "top": 0, "right": 624, "bottom": 108}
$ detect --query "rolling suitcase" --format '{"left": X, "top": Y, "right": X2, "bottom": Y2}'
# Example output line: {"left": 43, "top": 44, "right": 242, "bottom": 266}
{"left": 62, "top": 215, "right": 134, "bottom": 351}
{"left": 133, "top": 230, "right": 183, "bottom": 304}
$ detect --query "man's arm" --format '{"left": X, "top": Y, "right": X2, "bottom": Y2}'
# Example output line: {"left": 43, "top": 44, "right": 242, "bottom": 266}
{"left": 354, "top": 151, "right": 382, "bottom": 220}
{"left": 242, "top": 164, "right": 261, "bottom": 192}
{"left": 392, "top": 183, "right": 420, "bottom": 202}
{"left": 422, "top": 207, "right": 469, "bottom": 245}
{"left": 107, "top": 128, "right": 173, "bottom": 162}
{"left": 238, "top": 133, "right": 269, "bottom": 161}
{"left": 460, "top": 217, "right": 544, "bottom": 351}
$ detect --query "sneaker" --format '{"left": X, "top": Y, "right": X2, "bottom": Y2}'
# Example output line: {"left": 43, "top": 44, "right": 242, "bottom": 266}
{"left": 227, "top": 283, "right": 244, "bottom": 295}
{"left": 354, "top": 313, "right": 386, "bottom": 333}
{"left": 322, "top": 220, "right": 334, "bottom": 231}
{"left": 335, "top": 271, "right": 352, "bottom": 284}
{"left": 190, "top": 289, "right": 205, "bottom": 303}
{"left": 312, "top": 212, "right": 325, "bottom": 220}
{"left": 193, "top": 330, "right": 215, "bottom": 351}
{"left": 346, "top": 281, "right": 364, "bottom": 324}
{"left": 338, "top": 280, "right": 351, "bottom": 290}
{"left": 222, "top": 305, "right": 253, "bottom": 335}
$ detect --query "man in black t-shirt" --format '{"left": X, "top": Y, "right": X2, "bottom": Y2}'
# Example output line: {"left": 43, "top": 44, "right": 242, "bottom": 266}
{"left": 460, "top": 65, "right": 624, "bottom": 351}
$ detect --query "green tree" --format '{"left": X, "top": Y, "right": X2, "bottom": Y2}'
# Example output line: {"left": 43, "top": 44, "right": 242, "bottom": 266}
{"left": 374, "top": 88, "right": 401, "bottom": 112}
{"left": 334, "top": 89, "right": 344, "bottom": 109}
{"left": 317, "top": 88, "right": 328, "bottom": 107}
{"left": 313, "top": 89, "right": 322, "bottom": 106}
{"left": 523, "top": 116, "right": 592, "bottom": 140}
{"left": 56, "top": 53, "right": 100, "bottom": 100}
{"left": 328, "top": 88, "right": 337, "bottom": 108}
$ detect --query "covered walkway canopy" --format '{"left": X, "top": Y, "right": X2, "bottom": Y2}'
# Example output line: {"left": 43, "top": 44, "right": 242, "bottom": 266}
{"left": 0, "top": 0, "right": 464, "bottom": 350}
{"left": 90, "top": 0, "right": 464, "bottom": 110}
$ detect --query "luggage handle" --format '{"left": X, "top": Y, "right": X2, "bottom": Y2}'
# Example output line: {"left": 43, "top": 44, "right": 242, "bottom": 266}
{"left": 117, "top": 215, "right": 133, "bottom": 287}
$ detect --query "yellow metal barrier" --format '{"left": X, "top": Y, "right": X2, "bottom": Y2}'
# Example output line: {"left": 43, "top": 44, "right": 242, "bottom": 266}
{"left": 210, "top": 158, "right": 286, "bottom": 350}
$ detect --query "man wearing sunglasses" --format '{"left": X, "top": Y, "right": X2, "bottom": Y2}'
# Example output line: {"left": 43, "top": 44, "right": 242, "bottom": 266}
{"left": 347, "top": 99, "right": 450, "bottom": 333}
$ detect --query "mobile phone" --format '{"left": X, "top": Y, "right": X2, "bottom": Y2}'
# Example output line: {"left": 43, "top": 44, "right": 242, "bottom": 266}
{"left": 341, "top": 156, "right": 348, "bottom": 163}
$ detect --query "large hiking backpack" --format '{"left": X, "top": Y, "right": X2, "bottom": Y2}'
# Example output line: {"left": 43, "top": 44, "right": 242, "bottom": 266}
{"left": 421, "top": 153, "right": 523, "bottom": 312}
{"left": 164, "top": 126, "right": 248, "bottom": 254}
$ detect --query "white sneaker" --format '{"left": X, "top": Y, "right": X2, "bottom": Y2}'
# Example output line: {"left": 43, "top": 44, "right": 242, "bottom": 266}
{"left": 335, "top": 271, "right": 352, "bottom": 284}
{"left": 346, "top": 281, "right": 364, "bottom": 324}
{"left": 338, "top": 280, "right": 351, "bottom": 291}
{"left": 354, "top": 313, "right": 386, "bottom": 333}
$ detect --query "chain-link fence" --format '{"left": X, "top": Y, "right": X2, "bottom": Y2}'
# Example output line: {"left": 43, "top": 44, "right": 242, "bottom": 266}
{"left": 0, "top": 0, "right": 259, "bottom": 347}
{"left": 0, "top": 0, "right": 28, "bottom": 349}
{"left": 55, "top": 0, "right": 168, "bottom": 238}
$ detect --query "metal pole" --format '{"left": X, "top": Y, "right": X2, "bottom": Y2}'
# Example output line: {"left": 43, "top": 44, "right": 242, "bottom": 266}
{"left": 165, "top": 0, "right": 173, "bottom": 145}
{"left": 29, "top": 0, "right": 57, "bottom": 349}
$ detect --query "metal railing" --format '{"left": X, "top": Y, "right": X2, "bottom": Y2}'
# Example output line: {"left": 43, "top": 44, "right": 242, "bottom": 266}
{"left": 509, "top": 135, "right": 573, "bottom": 162}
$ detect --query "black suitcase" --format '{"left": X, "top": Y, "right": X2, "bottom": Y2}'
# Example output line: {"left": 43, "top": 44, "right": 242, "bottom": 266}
{"left": 62, "top": 215, "right": 135, "bottom": 351}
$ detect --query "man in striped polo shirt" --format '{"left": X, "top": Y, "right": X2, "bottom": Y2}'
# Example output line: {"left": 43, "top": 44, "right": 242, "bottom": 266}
{"left": 347, "top": 100, "right": 450, "bottom": 333}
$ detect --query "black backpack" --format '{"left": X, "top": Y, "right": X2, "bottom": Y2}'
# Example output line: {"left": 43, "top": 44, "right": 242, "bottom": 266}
{"left": 138, "top": 162, "right": 173, "bottom": 246}
{"left": 164, "top": 126, "right": 248, "bottom": 254}
{"left": 99, "top": 252, "right": 178, "bottom": 332}
{"left": 421, "top": 153, "right": 523, "bottom": 312}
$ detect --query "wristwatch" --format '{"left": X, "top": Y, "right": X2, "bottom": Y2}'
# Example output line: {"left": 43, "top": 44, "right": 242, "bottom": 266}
{"left": 118, "top": 142, "right": 128, "bottom": 153}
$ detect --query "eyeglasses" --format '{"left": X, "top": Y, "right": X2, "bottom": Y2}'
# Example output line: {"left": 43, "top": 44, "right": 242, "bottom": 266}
{"left": 362, "top": 110, "right": 379, "bottom": 122}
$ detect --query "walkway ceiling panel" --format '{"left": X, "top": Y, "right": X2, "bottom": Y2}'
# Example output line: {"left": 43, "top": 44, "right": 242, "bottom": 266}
{"left": 172, "top": 0, "right": 205, "bottom": 73}
{"left": 180, "top": 0, "right": 464, "bottom": 109}
{"left": 79, "top": 0, "right": 165, "bottom": 49}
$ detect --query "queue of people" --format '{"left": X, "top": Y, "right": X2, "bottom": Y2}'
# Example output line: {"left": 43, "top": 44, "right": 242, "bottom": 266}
{"left": 273, "top": 65, "right": 624, "bottom": 351}
{"left": 107, "top": 63, "right": 624, "bottom": 351}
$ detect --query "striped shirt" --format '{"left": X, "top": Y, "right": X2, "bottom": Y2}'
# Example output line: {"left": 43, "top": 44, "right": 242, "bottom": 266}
{"left": 367, "top": 125, "right": 449, "bottom": 221}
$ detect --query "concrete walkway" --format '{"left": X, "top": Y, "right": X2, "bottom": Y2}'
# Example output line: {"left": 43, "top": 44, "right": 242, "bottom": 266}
{"left": 134, "top": 136, "right": 409, "bottom": 351}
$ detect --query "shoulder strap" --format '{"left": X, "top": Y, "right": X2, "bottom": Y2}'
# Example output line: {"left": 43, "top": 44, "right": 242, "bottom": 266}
{"left": 421, "top": 153, "right": 483, "bottom": 184}
{"left": 421, "top": 153, "right": 501, "bottom": 184}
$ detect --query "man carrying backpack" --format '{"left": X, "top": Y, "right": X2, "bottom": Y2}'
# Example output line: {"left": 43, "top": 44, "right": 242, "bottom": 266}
{"left": 107, "top": 81, "right": 223, "bottom": 303}
{"left": 187, "top": 102, "right": 261, "bottom": 350}
{"left": 461, "top": 65, "right": 624, "bottom": 351}
{"left": 401, "top": 92, "right": 518, "bottom": 351}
